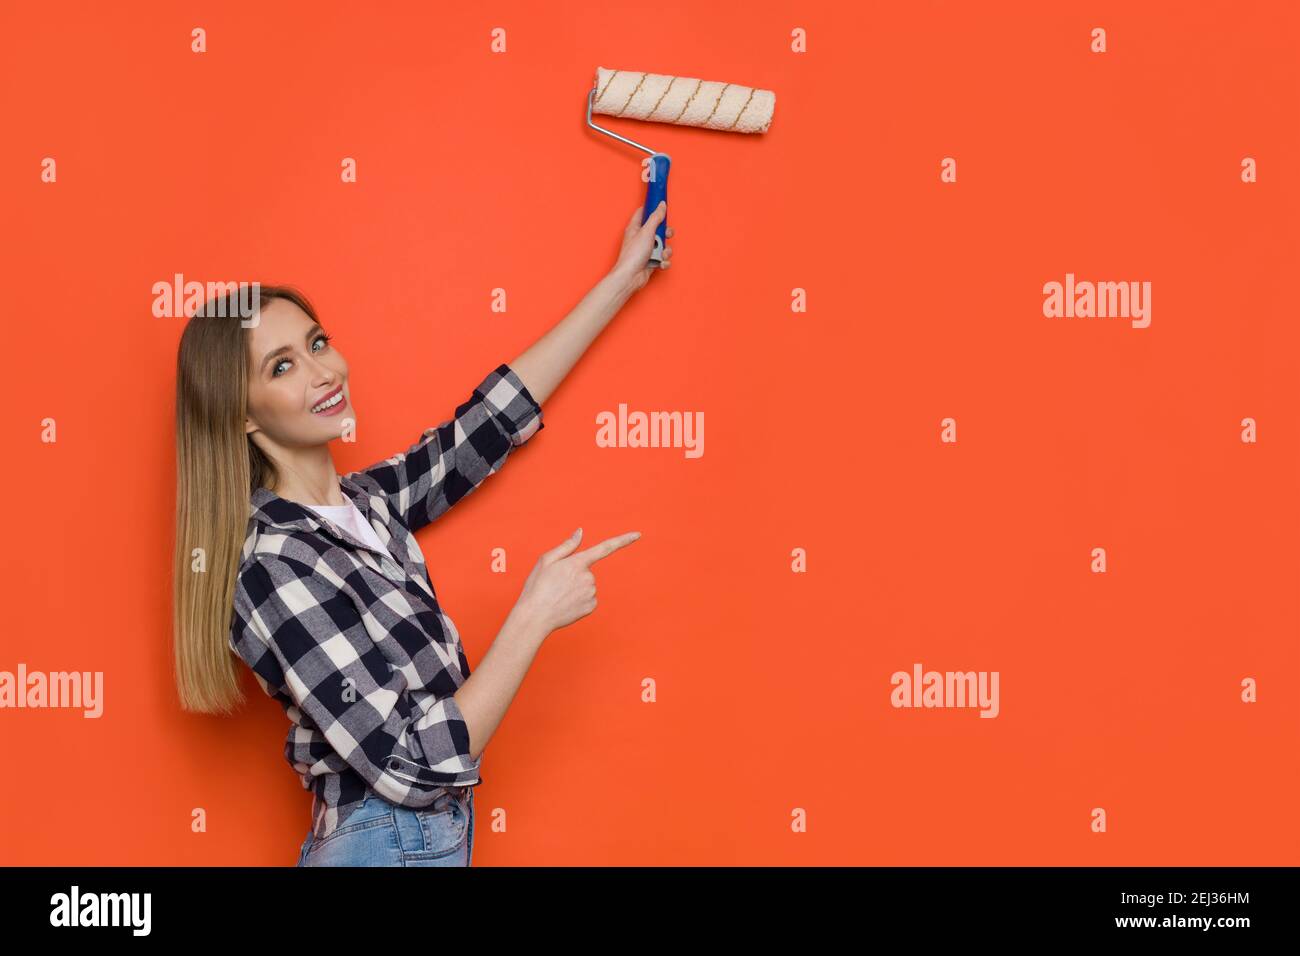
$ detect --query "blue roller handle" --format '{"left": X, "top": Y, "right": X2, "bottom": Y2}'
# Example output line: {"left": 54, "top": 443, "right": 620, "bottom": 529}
{"left": 641, "top": 153, "right": 671, "bottom": 268}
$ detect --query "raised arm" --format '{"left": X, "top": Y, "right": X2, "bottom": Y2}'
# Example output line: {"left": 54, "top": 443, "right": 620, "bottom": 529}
{"left": 508, "top": 201, "right": 671, "bottom": 406}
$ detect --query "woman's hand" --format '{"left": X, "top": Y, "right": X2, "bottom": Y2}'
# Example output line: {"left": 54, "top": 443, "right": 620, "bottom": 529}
{"left": 513, "top": 527, "right": 642, "bottom": 636}
{"left": 607, "top": 201, "right": 674, "bottom": 297}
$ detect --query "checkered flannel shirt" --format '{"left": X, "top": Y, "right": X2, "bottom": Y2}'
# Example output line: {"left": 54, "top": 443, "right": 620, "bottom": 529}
{"left": 229, "top": 362, "right": 544, "bottom": 840}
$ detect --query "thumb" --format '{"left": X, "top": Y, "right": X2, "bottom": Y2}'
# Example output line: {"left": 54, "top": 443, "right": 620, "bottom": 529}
{"left": 544, "top": 526, "right": 584, "bottom": 563}
{"left": 640, "top": 200, "right": 666, "bottom": 231}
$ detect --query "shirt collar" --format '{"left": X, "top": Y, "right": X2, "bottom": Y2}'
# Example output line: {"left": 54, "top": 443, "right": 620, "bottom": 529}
{"left": 248, "top": 472, "right": 372, "bottom": 533}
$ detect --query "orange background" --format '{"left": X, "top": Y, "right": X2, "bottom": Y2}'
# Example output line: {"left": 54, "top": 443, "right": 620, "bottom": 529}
{"left": 1, "top": 0, "right": 1297, "bottom": 865}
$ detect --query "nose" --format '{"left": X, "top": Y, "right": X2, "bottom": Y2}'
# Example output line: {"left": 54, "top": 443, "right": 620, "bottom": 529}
{"left": 307, "top": 354, "right": 337, "bottom": 383}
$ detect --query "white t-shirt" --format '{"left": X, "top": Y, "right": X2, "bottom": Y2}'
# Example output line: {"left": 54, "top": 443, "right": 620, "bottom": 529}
{"left": 304, "top": 500, "right": 392, "bottom": 558}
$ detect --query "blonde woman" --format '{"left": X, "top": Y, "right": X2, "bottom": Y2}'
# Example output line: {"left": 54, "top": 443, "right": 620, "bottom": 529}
{"left": 174, "top": 202, "right": 671, "bottom": 866}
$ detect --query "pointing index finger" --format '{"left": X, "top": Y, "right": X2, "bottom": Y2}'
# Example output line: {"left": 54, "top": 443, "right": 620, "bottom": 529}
{"left": 575, "top": 531, "right": 642, "bottom": 567}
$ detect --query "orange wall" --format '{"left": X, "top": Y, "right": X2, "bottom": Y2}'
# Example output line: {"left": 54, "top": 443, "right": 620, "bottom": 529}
{"left": 1, "top": 0, "right": 1297, "bottom": 865}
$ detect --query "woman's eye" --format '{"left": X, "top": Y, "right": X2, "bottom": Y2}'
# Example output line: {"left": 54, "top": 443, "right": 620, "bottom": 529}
{"left": 272, "top": 335, "right": 330, "bottom": 377}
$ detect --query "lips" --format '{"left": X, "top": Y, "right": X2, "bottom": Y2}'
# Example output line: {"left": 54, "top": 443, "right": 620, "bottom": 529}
{"left": 311, "top": 385, "right": 347, "bottom": 415}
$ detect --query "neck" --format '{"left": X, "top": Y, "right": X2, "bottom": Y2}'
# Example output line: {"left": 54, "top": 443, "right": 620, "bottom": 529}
{"left": 267, "top": 444, "right": 345, "bottom": 507}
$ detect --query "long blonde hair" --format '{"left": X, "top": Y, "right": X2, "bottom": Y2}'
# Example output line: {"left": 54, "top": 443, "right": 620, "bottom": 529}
{"left": 172, "top": 284, "right": 321, "bottom": 714}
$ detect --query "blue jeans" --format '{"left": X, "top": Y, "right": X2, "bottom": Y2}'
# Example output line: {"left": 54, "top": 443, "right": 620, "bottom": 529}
{"left": 295, "top": 786, "right": 475, "bottom": 867}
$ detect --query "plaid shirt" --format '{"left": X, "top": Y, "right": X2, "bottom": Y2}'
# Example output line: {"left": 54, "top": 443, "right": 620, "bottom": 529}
{"left": 229, "top": 362, "right": 544, "bottom": 840}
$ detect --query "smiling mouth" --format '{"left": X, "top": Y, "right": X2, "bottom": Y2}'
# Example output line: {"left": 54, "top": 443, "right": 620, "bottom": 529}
{"left": 311, "top": 387, "right": 346, "bottom": 414}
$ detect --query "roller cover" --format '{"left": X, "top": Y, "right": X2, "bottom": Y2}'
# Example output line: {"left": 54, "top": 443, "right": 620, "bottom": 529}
{"left": 592, "top": 67, "right": 775, "bottom": 134}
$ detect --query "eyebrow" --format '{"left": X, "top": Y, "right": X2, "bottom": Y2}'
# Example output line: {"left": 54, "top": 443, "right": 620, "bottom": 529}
{"left": 260, "top": 323, "right": 324, "bottom": 374}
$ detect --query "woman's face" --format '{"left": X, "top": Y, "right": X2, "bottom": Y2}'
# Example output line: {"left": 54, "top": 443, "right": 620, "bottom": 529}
{"left": 244, "top": 298, "right": 352, "bottom": 452}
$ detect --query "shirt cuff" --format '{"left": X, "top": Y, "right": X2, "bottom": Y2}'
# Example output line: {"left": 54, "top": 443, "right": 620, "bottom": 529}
{"left": 477, "top": 363, "right": 544, "bottom": 446}
{"left": 406, "top": 692, "right": 482, "bottom": 786}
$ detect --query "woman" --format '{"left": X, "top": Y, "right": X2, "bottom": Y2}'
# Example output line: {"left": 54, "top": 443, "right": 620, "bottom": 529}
{"left": 173, "top": 201, "right": 672, "bottom": 866}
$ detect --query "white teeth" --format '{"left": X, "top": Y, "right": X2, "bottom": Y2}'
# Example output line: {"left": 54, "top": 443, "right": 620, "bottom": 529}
{"left": 312, "top": 392, "right": 343, "bottom": 413}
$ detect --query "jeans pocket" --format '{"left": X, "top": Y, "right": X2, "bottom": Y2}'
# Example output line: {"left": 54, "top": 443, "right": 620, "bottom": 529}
{"left": 301, "top": 793, "right": 395, "bottom": 863}
{"left": 302, "top": 813, "right": 400, "bottom": 867}
{"left": 399, "top": 791, "right": 467, "bottom": 862}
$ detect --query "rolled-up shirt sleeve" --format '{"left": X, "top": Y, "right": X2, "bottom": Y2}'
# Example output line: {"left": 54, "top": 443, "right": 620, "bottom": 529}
{"left": 346, "top": 362, "right": 544, "bottom": 534}
{"left": 231, "top": 554, "right": 481, "bottom": 806}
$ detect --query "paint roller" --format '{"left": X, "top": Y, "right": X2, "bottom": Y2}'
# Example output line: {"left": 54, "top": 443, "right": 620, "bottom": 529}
{"left": 586, "top": 66, "right": 777, "bottom": 268}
